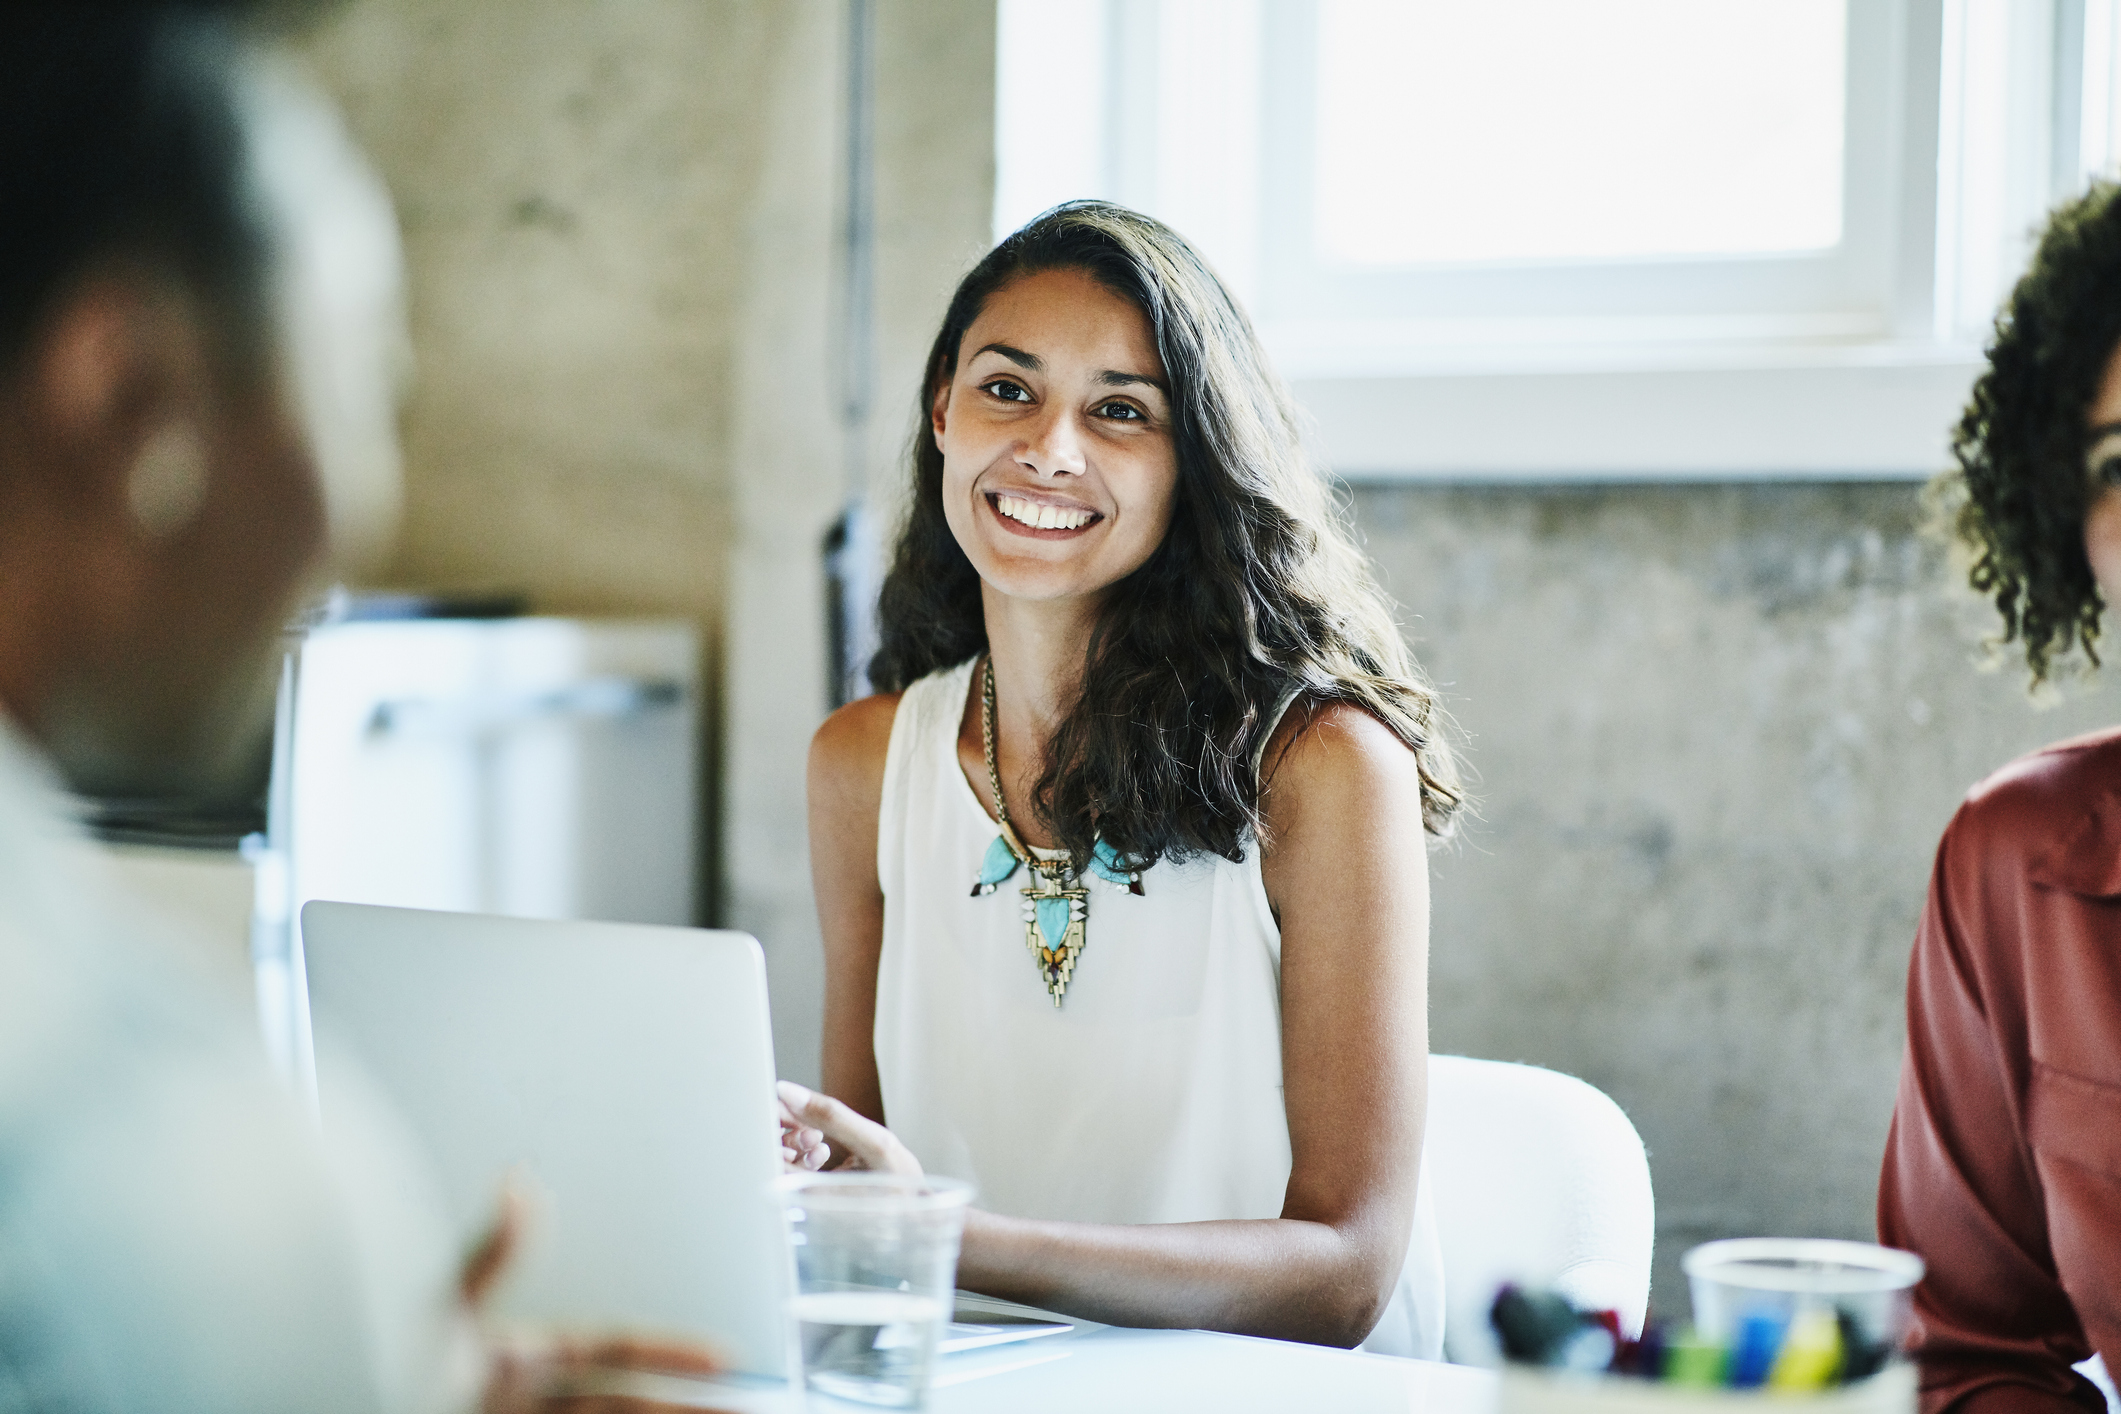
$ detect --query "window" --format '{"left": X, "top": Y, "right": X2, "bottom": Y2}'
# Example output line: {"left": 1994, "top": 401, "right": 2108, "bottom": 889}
{"left": 994, "top": 0, "right": 2119, "bottom": 478}
{"left": 1311, "top": 2, "right": 1848, "bottom": 268}
{"left": 1935, "top": 0, "right": 2119, "bottom": 343}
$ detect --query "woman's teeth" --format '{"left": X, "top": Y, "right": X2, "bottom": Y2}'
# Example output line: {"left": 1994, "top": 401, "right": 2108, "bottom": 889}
{"left": 996, "top": 494, "right": 1095, "bottom": 531}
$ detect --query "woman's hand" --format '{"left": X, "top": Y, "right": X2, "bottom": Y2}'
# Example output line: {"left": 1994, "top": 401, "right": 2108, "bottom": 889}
{"left": 779, "top": 1107, "right": 829, "bottom": 1172}
{"left": 462, "top": 1187, "right": 734, "bottom": 1414}
{"left": 776, "top": 1081, "right": 924, "bottom": 1176}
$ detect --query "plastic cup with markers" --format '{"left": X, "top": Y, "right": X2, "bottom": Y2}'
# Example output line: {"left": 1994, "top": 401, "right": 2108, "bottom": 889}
{"left": 1682, "top": 1238, "right": 1924, "bottom": 1390}
{"left": 1491, "top": 1238, "right": 1925, "bottom": 1414}
{"left": 777, "top": 1172, "right": 974, "bottom": 1409}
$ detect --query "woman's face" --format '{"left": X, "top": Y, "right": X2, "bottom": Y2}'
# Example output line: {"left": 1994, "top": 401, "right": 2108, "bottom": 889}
{"left": 2085, "top": 339, "right": 2121, "bottom": 603}
{"left": 931, "top": 267, "right": 1178, "bottom": 608}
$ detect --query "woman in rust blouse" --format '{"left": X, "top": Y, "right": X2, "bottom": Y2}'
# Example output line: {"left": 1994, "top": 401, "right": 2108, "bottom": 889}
{"left": 1878, "top": 182, "right": 2121, "bottom": 1414}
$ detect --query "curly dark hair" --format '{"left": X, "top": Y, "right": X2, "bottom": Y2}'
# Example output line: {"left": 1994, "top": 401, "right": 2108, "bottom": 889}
{"left": 869, "top": 201, "right": 1462, "bottom": 869}
{"left": 1944, "top": 180, "right": 2121, "bottom": 682}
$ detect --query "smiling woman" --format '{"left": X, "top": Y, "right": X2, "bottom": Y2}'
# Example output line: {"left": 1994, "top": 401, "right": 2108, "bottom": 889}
{"left": 788, "top": 201, "right": 1461, "bottom": 1355}
{"left": 936, "top": 267, "right": 1181, "bottom": 625}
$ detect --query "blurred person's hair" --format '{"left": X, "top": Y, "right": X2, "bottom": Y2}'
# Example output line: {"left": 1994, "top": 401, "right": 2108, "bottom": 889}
{"left": 1940, "top": 179, "right": 2121, "bottom": 684}
{"left": 870, "top": 200, "right": 1463, "bottom": 869}
{"left": 0, "top": 3, "right": 293, "bottom": 381}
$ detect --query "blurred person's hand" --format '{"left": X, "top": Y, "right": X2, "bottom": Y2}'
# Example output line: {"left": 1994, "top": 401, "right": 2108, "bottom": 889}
{"left": 460, "top": 1188, "right": 736, "bottom": 1414}
{"left": 776, "top": 1081, "right": 923, "bottom": 1177}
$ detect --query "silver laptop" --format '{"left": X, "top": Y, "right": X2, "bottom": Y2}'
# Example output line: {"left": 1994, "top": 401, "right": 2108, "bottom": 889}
{"left": 300, "top": 902, "right": 793, "bottom": 1377}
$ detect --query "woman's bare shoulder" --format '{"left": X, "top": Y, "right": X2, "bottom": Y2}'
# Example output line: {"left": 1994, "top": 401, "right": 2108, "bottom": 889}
{"left": 810, "top": 691, "right": 904, "bottom": 786}
{"left": 1262, "top": 698, "right": 1416, "bottom": 790}
{"left": 1258, "top": 698, "right": 1424, "bottom": 837}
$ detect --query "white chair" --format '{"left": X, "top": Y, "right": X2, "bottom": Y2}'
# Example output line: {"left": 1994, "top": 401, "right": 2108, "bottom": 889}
{"left": 1425, "top": 1054, "right": 1656, "bottom": 1365}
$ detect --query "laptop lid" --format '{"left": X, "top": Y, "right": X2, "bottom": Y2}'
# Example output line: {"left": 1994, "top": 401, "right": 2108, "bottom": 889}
{"left": 300, "top": 901, "right": 792, "bottom": 1377}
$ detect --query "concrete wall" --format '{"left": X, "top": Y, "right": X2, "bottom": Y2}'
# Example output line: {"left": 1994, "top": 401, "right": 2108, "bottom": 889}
{"left": 1356, "top": 481, "right": 2112, "bottom": 1317}
{"left": 305, "top": 0, "right": 773, "bottom": 625}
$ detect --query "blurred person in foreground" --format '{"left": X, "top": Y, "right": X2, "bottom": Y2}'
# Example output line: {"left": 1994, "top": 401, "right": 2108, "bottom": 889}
{"left": 1877, "top": 179, "right": 2121, "bottom": 1414}
{"left": 0, "top": 6, "right": 720, "bottom": 1411}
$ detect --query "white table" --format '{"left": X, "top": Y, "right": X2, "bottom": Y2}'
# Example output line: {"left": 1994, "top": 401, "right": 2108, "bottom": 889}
{"left": 642, "top": 1325, "right": 1500, "bottom": 1413}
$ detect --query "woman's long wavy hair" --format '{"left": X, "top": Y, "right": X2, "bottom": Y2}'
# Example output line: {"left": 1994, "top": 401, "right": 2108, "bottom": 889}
{"left": 1942, "top": 179, "right": 2121, "bottom": 683}
{"left": 868, "top": 201, "right": 1461, "bottom": 868}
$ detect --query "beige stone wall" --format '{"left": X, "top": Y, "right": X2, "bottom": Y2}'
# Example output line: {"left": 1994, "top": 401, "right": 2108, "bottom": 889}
{"left": 304, "top": 1, "right": 770, "bottom": 622}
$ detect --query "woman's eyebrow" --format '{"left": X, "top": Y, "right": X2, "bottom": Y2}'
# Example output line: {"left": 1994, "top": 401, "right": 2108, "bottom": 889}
{"left": 2089, "top": 421, "right": 2121, "bottom": 446}
{"left": 1098, "top": 368, "right": 1169, "bottom": 393}
{"left": 973, "top": 342, "right": 1041, "bottom": 371}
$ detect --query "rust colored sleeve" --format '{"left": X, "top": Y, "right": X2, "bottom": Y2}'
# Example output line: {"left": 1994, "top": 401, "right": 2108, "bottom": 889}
{"left": 1877, "top": 821, "right": 2104, "bottom": 1414}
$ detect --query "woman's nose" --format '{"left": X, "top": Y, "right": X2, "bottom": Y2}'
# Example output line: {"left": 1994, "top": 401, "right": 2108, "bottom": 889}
{"left": 1017, "top": 406, "right": 1087, "bottom": 478}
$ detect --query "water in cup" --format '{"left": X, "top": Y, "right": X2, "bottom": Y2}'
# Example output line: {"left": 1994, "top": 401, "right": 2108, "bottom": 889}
{"left": 777, "top": 1173, "right": 974, "bottom": 1409}
{"left": 790, "top": 1289, "right": 946, "bottom": 1405}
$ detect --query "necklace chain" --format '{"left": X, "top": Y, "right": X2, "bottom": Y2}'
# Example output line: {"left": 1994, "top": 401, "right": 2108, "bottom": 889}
{"left": 980, "top": 654, "right": 1053, "bottom": 875}
{"left": 979, "top": 653, "right": 1130, "bottom": 1008}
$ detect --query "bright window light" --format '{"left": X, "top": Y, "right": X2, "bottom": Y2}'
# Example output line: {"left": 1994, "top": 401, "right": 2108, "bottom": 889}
{"left": 993, "top": 0, "right": 1109, "bottom": 242}
{"left": 2078, "top": 0, "right": 2121, "bottom": 182}
{"left": 1313, "top": 0, "right": 1848, "bottom": 267}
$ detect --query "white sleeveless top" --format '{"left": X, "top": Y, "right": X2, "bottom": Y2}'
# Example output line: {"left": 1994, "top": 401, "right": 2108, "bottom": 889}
{"left": 872, "top": 657, "right": 1445, "bottom": 1358}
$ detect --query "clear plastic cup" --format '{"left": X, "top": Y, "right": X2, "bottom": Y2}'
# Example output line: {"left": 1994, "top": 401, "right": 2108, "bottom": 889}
{"left": 1683, "top": 1238, "right": 1925, "bottom": 1370}
{"left": 777, "top": 1173, "right": 975, "bottom": 1409}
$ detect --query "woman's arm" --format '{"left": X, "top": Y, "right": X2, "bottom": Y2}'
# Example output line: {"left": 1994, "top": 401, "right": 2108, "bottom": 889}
{"left": 807, "top": 692, "right": 901, "bottom": 1125}
{"left": 795, "top": 701, "right": 1431, "bottom": 1349}
{"left": 1879, "top": 811, "right": 2107, "bottom": 1414}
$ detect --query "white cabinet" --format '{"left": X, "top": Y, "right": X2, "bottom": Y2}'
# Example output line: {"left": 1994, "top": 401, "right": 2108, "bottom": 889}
{"left": 256, "top": 616, "right": 698, "bottom": 1082}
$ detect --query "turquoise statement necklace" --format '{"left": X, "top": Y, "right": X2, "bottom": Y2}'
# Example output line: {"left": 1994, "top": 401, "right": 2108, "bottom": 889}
{"left": 969, "top": 655, "right": 1142, "bottom": 1007}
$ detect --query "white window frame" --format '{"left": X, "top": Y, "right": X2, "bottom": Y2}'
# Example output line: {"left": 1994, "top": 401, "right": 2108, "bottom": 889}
{"left": 994, "top": 0, "right": 2107, "bottom": 481}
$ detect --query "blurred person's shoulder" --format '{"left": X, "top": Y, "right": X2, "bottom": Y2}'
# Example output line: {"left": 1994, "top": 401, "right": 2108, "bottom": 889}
{"left": 0, "top": 737, "right": 121, "bottom": 1104}
{"left": 1949, "top": 726, "right": 2121, "bottom": 896}
{"left": 0, "top": 732, "right": 467, "bottom": 1413}
{"left": 0, "top": 741, "right": 241, "bottom": 1051}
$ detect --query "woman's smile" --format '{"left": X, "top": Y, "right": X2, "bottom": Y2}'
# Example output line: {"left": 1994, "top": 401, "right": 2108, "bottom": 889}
{"left": 986, "top": 489, "right": 1104, "bottom": 536}
{"left": 932, "top": 266, "right": 1178, "bottom": 603}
